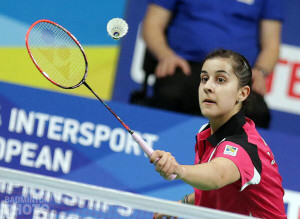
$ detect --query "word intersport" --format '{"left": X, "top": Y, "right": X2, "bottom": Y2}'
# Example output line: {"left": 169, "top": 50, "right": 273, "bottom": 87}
{"left": 0, "top": 108, "right": 158, "bottom": 174}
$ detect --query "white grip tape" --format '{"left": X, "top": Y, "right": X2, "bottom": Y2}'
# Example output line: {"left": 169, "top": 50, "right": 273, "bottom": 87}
{"left": 131, "top": 132, "right": 154, "bottom": 157}
{"left": 131, "top": 132, "right": 177, "bottom": 180}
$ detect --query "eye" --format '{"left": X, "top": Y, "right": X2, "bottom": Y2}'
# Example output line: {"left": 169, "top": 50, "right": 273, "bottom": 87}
{"left": 217, "top": 77, "right": 226, "bottom": 83}
{"left": 201, "top": 75, "right": 209, "bottom": 83}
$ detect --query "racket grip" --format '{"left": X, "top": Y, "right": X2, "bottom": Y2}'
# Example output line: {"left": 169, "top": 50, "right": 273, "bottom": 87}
{"left": 131, "top": 132, "right": 177, "bottom": 180}
{"left": 131, "top": 132, "right": 154, "bottom": 157}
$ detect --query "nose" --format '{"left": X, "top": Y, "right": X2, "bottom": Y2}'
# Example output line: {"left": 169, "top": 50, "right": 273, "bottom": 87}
{"left": 203, "top": 79, "right": 213, "bottom": 93}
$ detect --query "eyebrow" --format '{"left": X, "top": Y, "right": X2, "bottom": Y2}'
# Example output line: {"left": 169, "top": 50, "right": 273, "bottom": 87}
{"left": 201, "top": 70, "right": 231, "bottom": 76}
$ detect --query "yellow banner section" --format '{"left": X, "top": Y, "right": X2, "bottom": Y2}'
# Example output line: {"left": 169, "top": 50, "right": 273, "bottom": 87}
{"left": 0, "top": 46, "right": 119, "bottom": 100}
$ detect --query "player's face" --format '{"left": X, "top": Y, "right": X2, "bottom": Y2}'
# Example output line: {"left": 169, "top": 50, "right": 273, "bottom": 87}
{"left": 199, "top": 58, "right": 241, "bottom": 121}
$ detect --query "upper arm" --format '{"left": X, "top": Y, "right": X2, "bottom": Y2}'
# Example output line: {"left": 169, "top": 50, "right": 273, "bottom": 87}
{"left": 213, "top": 141, "right": 262, "bottom": 191}
{"left": 143, "top": 4, "right": 173, "bottom": 33}
{"left": 210, "top": 157, "right": 241, "bottom": 188}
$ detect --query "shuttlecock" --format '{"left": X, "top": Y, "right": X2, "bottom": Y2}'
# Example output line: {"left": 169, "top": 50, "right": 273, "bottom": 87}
{"left": 107, "top": 18, "right": 128, "bottom": 40}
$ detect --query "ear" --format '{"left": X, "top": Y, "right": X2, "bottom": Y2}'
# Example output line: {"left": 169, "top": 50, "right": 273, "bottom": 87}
{"left": 238, "top": 85, "right": 250, "bottom": 102}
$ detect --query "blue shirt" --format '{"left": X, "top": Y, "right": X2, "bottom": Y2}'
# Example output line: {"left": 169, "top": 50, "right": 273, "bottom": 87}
{"left": 149, "top": 0, "right": 284, "bottom": 66}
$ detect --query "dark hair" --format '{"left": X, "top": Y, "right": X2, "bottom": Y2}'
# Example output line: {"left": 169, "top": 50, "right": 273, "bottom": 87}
{"left": 204, "top": 49, "right": 252, "bottom": 88}
{"left": 202, "top": 49, "right": 252, "bottom": 108}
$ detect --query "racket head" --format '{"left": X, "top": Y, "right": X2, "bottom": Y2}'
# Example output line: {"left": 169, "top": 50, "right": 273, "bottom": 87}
{"left": 25, "top": 19, "right": 88, "bottom": 89}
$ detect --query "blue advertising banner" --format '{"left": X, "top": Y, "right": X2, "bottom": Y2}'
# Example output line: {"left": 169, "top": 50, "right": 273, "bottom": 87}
{"left": 0, "top": 81, "right": 198, "bottom": 192}
{"left": 1, "top": 81, "right": 300, "bottom": 218}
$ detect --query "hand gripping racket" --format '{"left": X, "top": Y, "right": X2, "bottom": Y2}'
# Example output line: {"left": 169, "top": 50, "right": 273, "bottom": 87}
{"left": 25, "top": 19, "right": 176, "bottom": 180}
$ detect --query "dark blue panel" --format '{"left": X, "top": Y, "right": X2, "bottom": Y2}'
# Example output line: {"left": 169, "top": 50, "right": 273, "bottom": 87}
{"left": 282, "top": 0, "right": 300, "bottom": 46}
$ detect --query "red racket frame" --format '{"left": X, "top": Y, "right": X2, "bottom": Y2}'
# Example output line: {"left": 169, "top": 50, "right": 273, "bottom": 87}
{"left": 25, "top": 19, "right": 88, "bottom": 89}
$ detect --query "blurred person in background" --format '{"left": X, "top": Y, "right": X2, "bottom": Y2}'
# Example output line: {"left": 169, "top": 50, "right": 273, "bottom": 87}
{"left": 142, "top": 0, "right": 283, "bottom": 128}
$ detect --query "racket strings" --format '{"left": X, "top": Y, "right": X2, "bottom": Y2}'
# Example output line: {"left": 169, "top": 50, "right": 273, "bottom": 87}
{"left": 28, "top": 22, "right": 86, "bottom": 88}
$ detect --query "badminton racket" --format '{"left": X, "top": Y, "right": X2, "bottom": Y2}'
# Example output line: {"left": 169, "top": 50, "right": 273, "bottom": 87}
{"left": 25, "top": 19, "right": 176, "bottom": 180}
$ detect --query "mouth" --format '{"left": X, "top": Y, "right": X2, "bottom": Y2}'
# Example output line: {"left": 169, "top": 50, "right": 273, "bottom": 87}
{"left": 203, "top": 99, "right": 216, "bottom": 104}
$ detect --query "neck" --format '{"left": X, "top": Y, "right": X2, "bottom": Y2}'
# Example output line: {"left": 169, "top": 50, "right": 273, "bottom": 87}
{"left": 209, "top": 107, "right": 241, "bottom": 134}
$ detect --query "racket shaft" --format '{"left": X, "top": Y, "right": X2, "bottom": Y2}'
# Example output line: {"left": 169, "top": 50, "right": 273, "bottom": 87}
{"left": 84, "top": 84, "right": 177, "bottom": 180}
{"left": 131, "top": 132, "right": 177, "bottom": 180}
{"left": 81, "top": 84, "right": 177, "bottom": 180}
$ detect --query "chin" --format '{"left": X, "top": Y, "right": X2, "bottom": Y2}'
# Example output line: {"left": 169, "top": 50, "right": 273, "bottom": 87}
{"left": 200, "top": 108, "right": 215, "bottom": 118}
{"left": 201, "top": 107, "right": 225, "bottom": 120}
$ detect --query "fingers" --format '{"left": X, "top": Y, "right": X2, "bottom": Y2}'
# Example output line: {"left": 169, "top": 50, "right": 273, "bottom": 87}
{"left": 177, "top": 59, "right": 191, "bottom": 75}
{"left": 153, "top": 213, "right": 163, "bottom": 219}
{"left": 156, "top": 60, "right": 177, "bottom": 78}
{"left": 252, "top": 81, "right": 267, "bottom": 95}
{"left": 252, "top": 70, "right": 267, "bottom": 95}
{"left": 150, "top": 150, "right": 179, "bottom": 179}
{"left": 156, "top": 152, "right": 172, "bottom": 177}
{"left": 153, "top": 213, "right": 176, "bottom": 219}
{"left": 150, "top": 150, "right": 164, "bottom": 163}
{"left": 156, "top": 61, "right": 169, "bottom": 78}
{"left": 252, "top": 69, "right": 267, "bottom": 95}
{"left": 253, "top": 85, "right": 266, "bottom": 96}
{"left": 155, "top": 55, "right": 190, "bottom": 78}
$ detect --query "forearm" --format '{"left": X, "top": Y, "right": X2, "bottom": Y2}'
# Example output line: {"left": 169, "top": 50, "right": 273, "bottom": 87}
{"left": 179, "top": 157, "right": 240, "bottom": 191}
{"left": 254, "top": 45, "right": 280, "bottom": 74}
{"left": 254, "top": 20, "right": 282, "bottom": 75}
{"left": 142, "top": 23, "right": 174, "bottom": 60}
{"left": 180, "top": 163, "right": 224, "bottom": 190}
{"left": 142, "top": 4, "right": 174, "bottom": 60}
{"left": 150, "top": 152, "right": 240, "bottom": 192}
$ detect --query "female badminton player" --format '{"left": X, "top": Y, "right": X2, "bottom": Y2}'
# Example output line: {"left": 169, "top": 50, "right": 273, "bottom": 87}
{"left": 151, "top": 49, "right": 286, "bottom": 219}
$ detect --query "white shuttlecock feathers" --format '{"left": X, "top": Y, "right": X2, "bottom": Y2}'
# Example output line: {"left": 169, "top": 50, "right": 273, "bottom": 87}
{"left": 107, "top": 18, "right": 128, "bottom": 40}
